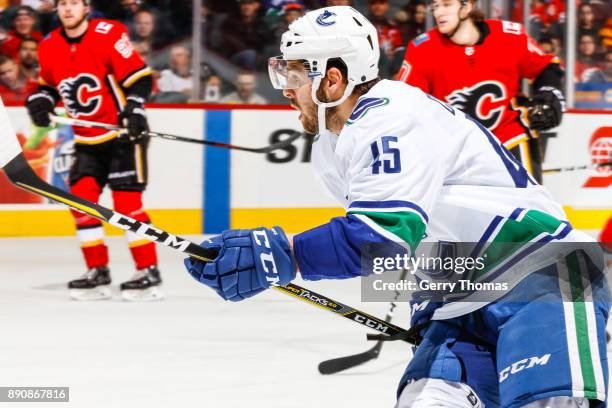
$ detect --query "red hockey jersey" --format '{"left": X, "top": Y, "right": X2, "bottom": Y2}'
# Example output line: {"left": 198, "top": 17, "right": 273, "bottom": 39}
{"left": 396, "top": 20, "right": 556, "bottom": 146}
{"left": 38, "top": 19, "right": 151, "bottom": 144}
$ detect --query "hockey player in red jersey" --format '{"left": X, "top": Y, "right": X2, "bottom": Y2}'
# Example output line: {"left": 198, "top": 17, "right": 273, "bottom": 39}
{"left": 396, "top": 0, "right": 565, "bottom": 182}
{"left": 25, "top": 0, "right": 162, "bottom": 301}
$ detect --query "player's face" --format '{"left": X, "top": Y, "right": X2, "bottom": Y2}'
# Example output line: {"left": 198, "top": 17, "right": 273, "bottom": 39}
{"left": 430, "top": 0, "right": 465, "bottom": 35}
{"left": 271, "top": 59, "right": 318, "bottom": 133}
{"left": 57, "top": 0, "right": 90, "bottom": 30}
{"left": 284, "top": 81, "right": 318, "bottom": 134}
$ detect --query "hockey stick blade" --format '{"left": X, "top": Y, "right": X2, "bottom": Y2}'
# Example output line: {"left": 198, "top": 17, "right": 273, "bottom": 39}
{"left": 317, "top": 268, "right": 413, "bottom": 375}
{"left": 318, "top": 343, "right": 382, "bottom": 375}
{"left": 50, "top": 115, "right": 302, "bottom": 153}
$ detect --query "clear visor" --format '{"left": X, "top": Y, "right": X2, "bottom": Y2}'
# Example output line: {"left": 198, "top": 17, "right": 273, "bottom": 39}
{"left": 268, "top": 56, "right": 315, "bottom": 90}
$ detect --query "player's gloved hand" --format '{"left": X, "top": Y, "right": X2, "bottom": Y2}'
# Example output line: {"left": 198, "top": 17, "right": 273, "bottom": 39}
{"left": 118, "top": 96, "right": 148, "bottom": 141}
{"left": 528, "top": 86, "right": 565, "bottom": 131}
{"left": 184, "top": 226, "right": 297, "bottom": 301}
{"left": 26, "top": 91, "right": 56, "bottom": 127}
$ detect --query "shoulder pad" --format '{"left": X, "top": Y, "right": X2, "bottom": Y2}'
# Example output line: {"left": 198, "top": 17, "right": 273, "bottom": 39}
{"left": 412, "top": 33, "right": 430, "bottom": 47}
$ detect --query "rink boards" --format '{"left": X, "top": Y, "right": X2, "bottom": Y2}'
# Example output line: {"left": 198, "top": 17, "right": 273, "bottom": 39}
{"left": 0, "top": 105, "right": 609, "bottom": 236}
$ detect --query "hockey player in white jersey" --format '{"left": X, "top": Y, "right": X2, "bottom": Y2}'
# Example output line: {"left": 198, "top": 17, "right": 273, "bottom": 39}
{"left": 185, "top": 6, "right": 610, "bottom": 407}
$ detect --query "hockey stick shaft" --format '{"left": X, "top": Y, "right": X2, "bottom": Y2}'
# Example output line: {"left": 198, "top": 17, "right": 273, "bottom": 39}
{"left": 50, "top": 115, "right": 301, "bottom": 153}
{"left": 543, "top": 162, "right": 611, "bottom": 174}
{"left": 3, "top": 153, "right": 411, "bottom": 339}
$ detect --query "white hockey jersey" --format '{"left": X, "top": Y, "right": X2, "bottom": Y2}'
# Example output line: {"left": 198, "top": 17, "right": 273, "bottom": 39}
{"left": 298, "top": 79, "right": 597, "bottom": 319}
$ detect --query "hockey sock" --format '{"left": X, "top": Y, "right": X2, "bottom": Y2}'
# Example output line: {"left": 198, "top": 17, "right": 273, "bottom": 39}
{"left": 70, "top": 176, "right": 108, "bottom": 268}
{"left": 113, "top": 190, "right": 158, "bottom": 269}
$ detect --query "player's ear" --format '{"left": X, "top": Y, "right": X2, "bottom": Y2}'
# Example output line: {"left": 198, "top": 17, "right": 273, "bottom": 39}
{"left": 461, "top": 0, "right": 473, "bottom": 16}
{"left": 325, "top": 67, "right": 345, "bottom": 97}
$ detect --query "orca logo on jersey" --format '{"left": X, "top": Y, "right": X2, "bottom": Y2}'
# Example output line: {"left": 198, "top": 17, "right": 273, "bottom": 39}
{"left": 446, "top": 81, "right": 507, "bottom": 131}
{"left": 58, "top": 73, "right": 103, "bottom": 118}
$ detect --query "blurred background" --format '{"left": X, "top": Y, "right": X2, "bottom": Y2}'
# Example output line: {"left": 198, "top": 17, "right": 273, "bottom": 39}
{"left": 0, "top": 0, "right": 609, "bottom": 108}
{"left": 0, "top": 0, "right": 608, "bottom": 240}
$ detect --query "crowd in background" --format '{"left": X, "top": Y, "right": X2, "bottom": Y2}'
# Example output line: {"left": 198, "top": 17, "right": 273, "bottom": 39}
{"left": 0, "top": 0, "right": 609, "bottom": 105}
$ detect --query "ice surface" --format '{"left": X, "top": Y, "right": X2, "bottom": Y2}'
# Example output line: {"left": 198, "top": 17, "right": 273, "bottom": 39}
{"left": 0, "top": 236, "right": 413, "bottom": 408}
{"left": 1, "top": 236, "right": 609, "bottom": 408}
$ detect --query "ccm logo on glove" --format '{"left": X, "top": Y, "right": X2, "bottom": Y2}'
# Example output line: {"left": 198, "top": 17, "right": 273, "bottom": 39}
{"left": 253, "top": 229, "right": 280, "bottom": 286}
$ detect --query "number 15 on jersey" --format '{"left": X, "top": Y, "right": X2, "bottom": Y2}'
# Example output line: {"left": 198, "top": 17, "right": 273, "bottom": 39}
{"left": 371, "top": 136, "right": 401, "bottom": 174}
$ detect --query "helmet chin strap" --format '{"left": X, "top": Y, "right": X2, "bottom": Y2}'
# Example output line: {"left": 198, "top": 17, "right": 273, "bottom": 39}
{"left": 311, "top": 76, "right": 356, "bottom": 135}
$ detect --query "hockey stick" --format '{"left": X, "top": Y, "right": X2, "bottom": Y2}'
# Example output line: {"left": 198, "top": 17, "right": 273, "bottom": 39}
{"left": 0, "top": 111, "right": 419, "bottom": 343}
{"left": 318, "top": 268, "right": 410, "bottom": 375}
{"left": 50, "top": 115, "right": 302, "bottom": 154}
{"left": 543, "top": 162, "right": 611, "bottom": 174}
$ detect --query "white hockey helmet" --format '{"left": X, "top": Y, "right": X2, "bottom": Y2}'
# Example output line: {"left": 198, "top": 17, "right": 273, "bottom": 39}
{"left": 268, "top": 6, "right": 380, "bottom": 132}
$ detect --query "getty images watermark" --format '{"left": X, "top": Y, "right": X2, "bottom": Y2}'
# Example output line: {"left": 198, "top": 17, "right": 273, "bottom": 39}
{"left": 360, "top": 242, "right": 610, "bottom": 303}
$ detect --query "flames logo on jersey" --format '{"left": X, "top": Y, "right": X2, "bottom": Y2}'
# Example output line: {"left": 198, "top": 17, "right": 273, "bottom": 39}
{"left": 58, "top": 73, "right": 103, "bottom": 118}
{"left": 446, "top": 81, "right": 507, "bottom": 131}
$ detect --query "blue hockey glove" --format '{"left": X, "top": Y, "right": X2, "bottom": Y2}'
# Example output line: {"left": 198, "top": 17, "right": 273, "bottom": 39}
{"left": 184, "top": 226, "right": 297, "bottom": 301}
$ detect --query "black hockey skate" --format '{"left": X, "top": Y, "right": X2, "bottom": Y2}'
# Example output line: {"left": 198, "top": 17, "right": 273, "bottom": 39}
{"left": 120, "top": 266, "right": 163, "bottom": 301}
{"left": 68, "top": 266, "right": 112, "bottom": 301}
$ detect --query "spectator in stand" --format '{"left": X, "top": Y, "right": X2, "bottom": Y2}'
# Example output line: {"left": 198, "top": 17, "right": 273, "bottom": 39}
{"left": 134, "top": 40, "right": 153, "bottom": 67}
{"left": 156, "top": 45, "right": 193, "bottom": 102}
{"left": 576, "top": 33, "right": 602, "bottom": 82}
{"left": 537, "top": 34, "right": 565, "bottom": 67}
{"left": 120, "top": 0, "right": 144, "bottom": 28}
{"left": 218, "top": 0, "right": 273, "bottom": 70}
{"left": 395, "top": 0, "right": 426, "bottom": 44}
{"left": 202, "top": 74, "right": 222, "bottom": 102}
{"left": 220, "top": 71, "right": 267, "bottom": 104}
{"left": 578, "top": 2, "right": 601, "bottom": 38}
{"left": 587, "top": 51, "right": 612, "bottom": 83}
{"left": 17, "top": 37, "right": 39, "bottom": 81}
{"left": 531, "top": 0, "right": 565, "bottom": 37}
{"left": 21, "top": 1, "right": 55, "bottom": 34}
{"left": 0, "top": 6, "right": 43, "bottom": 59}
{"left": 0, "top": 54, "right": 37, "bottom": 104}
{"left": 263, "top": 0, "right": 305, "bottom": 17}
{"left": 273, "top": 3, "right": 305, "bottom": 43}
{"left": 131, "top": 9, "right": 158, "bottom": 51}
{"left": 368, "top": 0, "right": 404, "bottom": 78}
